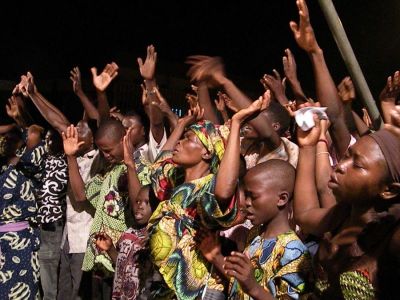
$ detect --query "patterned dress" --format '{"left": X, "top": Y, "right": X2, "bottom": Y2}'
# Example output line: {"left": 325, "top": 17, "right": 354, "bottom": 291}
{"left": 0, "top": 143, "right": 45, "bottom": 300}
{"left": 228, "top": 230, "right": 313, "bottom": 300}
{"left": 82, "top": 163, "right": 134, "bottom": 275}
{"left": 148, "top": 150, "right": 238, "bottom": 300}
{"left": 112, "top": 227, "right": 154, "bottom": 300}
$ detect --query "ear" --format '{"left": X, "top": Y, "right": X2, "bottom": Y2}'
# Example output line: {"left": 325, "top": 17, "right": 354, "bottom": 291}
{"left": 272, "top": 122, "right": 281, "bottom": 132}
{"left": 277, "top": 191, "right": 289, "bottom": 208}
{"left": 380, "top": 183, "right": 400, "bottom": 200}
{"left": 201, "top": 150, "right": 213, "bottom": 161}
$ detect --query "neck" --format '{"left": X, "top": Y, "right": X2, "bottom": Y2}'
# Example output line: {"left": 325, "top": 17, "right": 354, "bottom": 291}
{"left": 260, "top": 211, "right": 291, "bottom": 240}
{"left": 184, "top": 162, "right": 211, "bottom": 182}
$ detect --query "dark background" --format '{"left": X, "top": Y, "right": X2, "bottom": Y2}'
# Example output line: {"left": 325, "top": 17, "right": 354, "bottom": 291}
{"left": 1, "top": 0, "right": 399, "bottom": 125}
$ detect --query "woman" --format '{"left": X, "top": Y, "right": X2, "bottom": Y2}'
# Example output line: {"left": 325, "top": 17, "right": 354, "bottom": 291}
{"left": 148, "top": 101, "right": 266, "bottom": 300}
{"left": 294, "top": 108, "right": 400, "bottom": 299}
{"left": 0, "top": 126, "right": 45, "bottom": 300}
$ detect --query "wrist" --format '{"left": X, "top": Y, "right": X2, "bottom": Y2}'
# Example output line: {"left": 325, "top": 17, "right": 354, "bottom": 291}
{"left": 144, "top": 79, "right": 156, "bottom": 89}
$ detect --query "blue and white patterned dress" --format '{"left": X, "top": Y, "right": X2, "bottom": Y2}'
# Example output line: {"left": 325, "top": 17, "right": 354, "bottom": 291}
{"left": 0, "top": 142, "right": 45, "bottom": 300}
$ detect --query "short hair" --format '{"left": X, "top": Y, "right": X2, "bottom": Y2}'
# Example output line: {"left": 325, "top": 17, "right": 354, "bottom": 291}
{"left": 95, "top": 118, "right": 125, "bottom": 142}
{"left": 263, "top": 101, "right": 291, "bottom": 137}
{"left": 246, "top": 159, "right": 296, "bottom": 199}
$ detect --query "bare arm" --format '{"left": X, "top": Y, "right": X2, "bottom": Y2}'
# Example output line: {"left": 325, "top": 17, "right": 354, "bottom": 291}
{"left": 70, "top": 66, "right": 100, "bottom": 121}
{"left": 186, "top": 56, "right": 281, "bottom": 150}
{"left": 123, "top": 127, "right": 142, "bottom": 207}
{"left": 91, "top": 62, "right": 119, "bottom": 124}
{"left": 282, "top": 48, "right": 309, "bottom": 105}
{"left": 137, "top": 45, "right": 165, "bottom": 143}
{"left": 290, "top": 0, "right": 350, "bottom": 160}
{"left": 215, "top": 97, "right": 268, "bottom": 209}
{"left": 379, "top": 71, "right": 400, "bottom": 124}
{"left": 63, "top": 125, "right": 87, "bottom": 202}
{"left": 197, "top": 82, "right": 220, "bottom": 124}
{"left": 19, "top": 72, "right": 70, "bottom": 134}
{"left": 316, "top": 121, "right": 336, "bottom": 208}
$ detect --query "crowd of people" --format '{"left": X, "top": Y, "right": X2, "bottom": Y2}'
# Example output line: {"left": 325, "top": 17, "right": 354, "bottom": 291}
{"left": 1, "top": 0, "right": 400, "bottom": 299}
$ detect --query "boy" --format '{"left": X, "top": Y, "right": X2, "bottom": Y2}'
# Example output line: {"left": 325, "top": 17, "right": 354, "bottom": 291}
{"left": 200, "top": 160, "right": 313, "bottom": 299}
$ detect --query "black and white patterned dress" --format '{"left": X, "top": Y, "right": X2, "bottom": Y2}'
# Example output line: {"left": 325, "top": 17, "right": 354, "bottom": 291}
{"left": 36, "top": 154, "right": 68, "bottom": 224}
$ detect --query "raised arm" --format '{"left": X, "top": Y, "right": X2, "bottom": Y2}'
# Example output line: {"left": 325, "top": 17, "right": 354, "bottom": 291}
{"left": 294, "top": 116, "right": 343, "bottom": 236}
{"left": 123, "top": 126, "right": 142, "bottom": 208}
{"left": 153, "top": 87, "right": 178, "bottom": 131}
{"left": 62, "top": 125, "right": 87, "bottom": 202}
{"left": 290, "top": 0, "right": 350, "bottom": 159}
{"left": 70, "top": 66, "right": 99, "bottom": 121}
{"left": 197, "top": 82, "right": 220, "bottom": 124}
{"left": 161, "top": 105, "right": 204, "bottom": 152}
{"left": 214, "top": 92, "right": 230, "bottom": 123}
{"left": 20, "top": 73, "right": 70, "bottom": 134}
{"left": 282, "top": 48, "right": 308, "bottom": 105}
{"left": 379, "top": 71, "right": 400, "bottom": 124}
{"left": 187, "top": 56, "right": 281, "bottom": 150}
{"left": 91, "top": 62, "right": 119, "bottom": 124}
{"left": 260, "top": 69, "right": 290, "bottom": 106}
{"left": 215, "top": 96, "right": 268, "bottom": 209}
{"left": 137, "top": 45, "right": 165, "bottom": 143}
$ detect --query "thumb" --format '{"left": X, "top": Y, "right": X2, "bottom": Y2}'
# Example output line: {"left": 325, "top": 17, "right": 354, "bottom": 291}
{"left": 289, "top": 21, "right": 299, "bottom": 34}
{"left": 90, "top": 67, "right": 97, "bottom": 77}
{"left": 137, "top": 57, "right": 143, "bottom": 68}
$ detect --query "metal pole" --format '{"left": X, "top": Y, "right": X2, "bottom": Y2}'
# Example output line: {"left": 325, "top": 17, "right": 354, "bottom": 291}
{"left": 318, "top": 0, "right": 383, "bottom": 129}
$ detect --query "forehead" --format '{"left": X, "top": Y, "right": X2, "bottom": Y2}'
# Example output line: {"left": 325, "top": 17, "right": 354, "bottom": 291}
{"left": 96, "top": 135, "right": 119, "bottom": 149}
{"left": 350, "top": 136, "right": 384, "bottom": 161}
{"left": 244, "top": 171, "right": 274, "bottom": 191}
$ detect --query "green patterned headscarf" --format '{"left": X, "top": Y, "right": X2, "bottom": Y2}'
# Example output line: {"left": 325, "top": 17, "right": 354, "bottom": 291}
{"left": 189, "top": 120, "right": 228, "bottom": 174}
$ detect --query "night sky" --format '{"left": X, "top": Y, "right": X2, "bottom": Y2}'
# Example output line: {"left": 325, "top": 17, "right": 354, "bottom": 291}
{"left": 1, "top": 0, "right": 399, "bottom": 123}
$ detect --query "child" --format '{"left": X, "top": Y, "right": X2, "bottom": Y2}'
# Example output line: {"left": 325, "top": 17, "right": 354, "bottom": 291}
{"left": 95, "top": 185, "right": 156, "bottom": 300}
{"left": 199, "top": 160, "right": 313, "bottom": 300}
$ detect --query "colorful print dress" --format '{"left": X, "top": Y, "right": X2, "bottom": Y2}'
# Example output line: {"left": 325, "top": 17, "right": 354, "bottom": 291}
{"left": 82, "top": 163, "right": 134, "bottom": 275}
{"left": 0, "top": 143, "right": 45, "bottom": 300}
{"left": 148, "top": 150, "right": 238, "bottom": 300}
{"left": 228, "top": 230, "right": 313, "bottom": 300}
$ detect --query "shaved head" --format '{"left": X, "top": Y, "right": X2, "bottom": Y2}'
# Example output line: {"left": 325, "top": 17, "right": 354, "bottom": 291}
{"left": 245, "top": 159, "right": 296, "bottom": 199}
{"left": 95, "top": 119, "right": 126, "bottom": 143}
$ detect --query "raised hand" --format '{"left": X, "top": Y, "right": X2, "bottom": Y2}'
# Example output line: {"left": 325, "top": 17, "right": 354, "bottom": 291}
{"left": 186, "top": 56, "right": 226, "bottom": 87}
{"left": 185, "top": 93, "right": 199, "bottom": 110}
{"left": 91, "top": 62, "right": 119, "bottom": 92}
{"left": 218, "top": 92, "right": 238, "bottom": 113}
{"left": 260, "top": 70, "right": 288, "bottom": 105}
{"left": 6, "top": 96, "right": 21, "bottom": 119}
{"left": 153, "top": 87, "right": 172, "bottom": 114}
{"left": 214, "top": 93, "right": 227, "bottom": 112}
{"left": 178, "top": 104, "right": 204, "bottom": 128}
{"left": 123, "top": 127, "right": 136, "bottom": 168}
{"left": 62, "top": 125, "right": 84, "bottom": 156}
{"left": 95, "top": 232, "right": 113, "bottom": 252}
{"left": 282, "top": 48, "right": 299, "bottom": 83}
{"left": 137, "top": 45, "right": 157, "bottom": 80}
{"left": 231, "top": 90, "right": 271, "bottom": 124}
{"left": 379, "top": 71, "right": 400, "bottom": 102}
{"left": 290, "top": 0, "right": 320, "bottom": 53}
{"left": 109, "top": 106, "right": 124, "bottom": 121}
{"left": 385, "top": 105, "right": 400, "bottom": 137}
{"left": 297, "top": 114, "right": 322, "bottom": 147}
{"left": 70, "top": 66, "right": 82, "bottom": 94}
{"left": 140, "top": 83, "right": 149, "bottom": 106}
{"left": 223, "top": 252, "right": 259, "bottom": 295}
{"left": 337, "top": 76, "right": 355, "bottom": 103}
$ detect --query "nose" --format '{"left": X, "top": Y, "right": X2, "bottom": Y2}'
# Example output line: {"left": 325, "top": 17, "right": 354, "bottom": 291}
{"left": 245, "top": 196, "right": 252, "bottom": 208}
{"left": 335, "top": 160, "right": 348, "bottom": 174}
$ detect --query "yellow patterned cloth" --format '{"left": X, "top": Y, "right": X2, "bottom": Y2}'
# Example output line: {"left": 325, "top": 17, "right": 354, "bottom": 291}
{"left": 148, "top": 149, "right": 238, "bottom": 300}
{"left": 228, "top": 230, "right": 313, "bottom": 300}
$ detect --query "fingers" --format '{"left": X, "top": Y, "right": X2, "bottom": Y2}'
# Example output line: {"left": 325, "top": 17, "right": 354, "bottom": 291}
{"left": 90, "top": 67, "right": 98, "bottom": 78}
{"left": 137, "top": 57, "right": 143, "bottom": 68}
